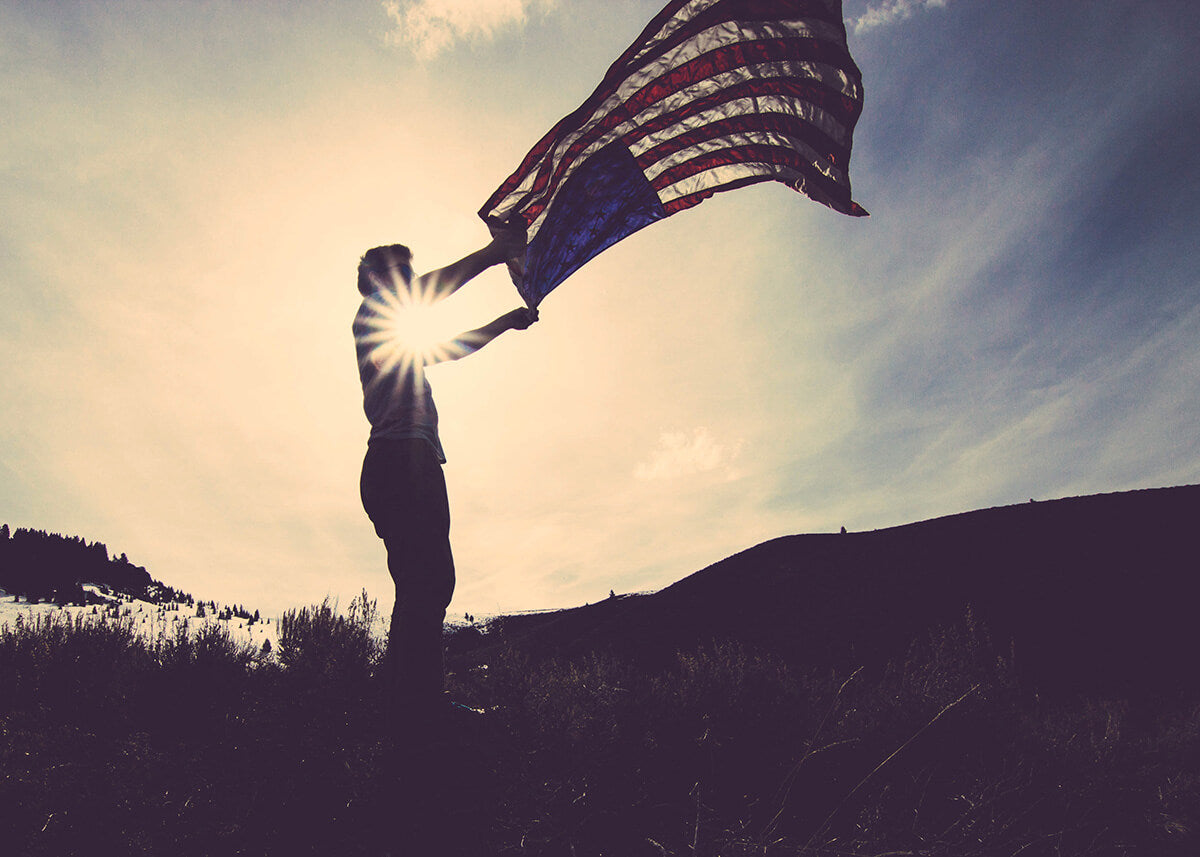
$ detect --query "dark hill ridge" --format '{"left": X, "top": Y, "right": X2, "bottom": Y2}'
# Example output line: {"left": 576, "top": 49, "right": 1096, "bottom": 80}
{"left": 0, "top": 525, "right": 154, "bottom": 603}
{"left": 486, "top": 485, "right": 1200, "bottom": 696}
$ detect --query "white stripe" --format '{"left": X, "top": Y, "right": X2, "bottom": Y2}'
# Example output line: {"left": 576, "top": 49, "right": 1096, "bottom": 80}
{"left": 518, "top": 62, "right": 855, "bottom": 236}
{"left": 628, "top": 0, "right": 719, "bottom": 67}
{"left": 625, "top": 83, "right": 853, "bottom": 157}
{"left": 643, "top": 128, "right": 848, "bottom": 188}
{"left": 486, "top": 16, "right": 856, "bottom": 220}
{"left": 656, "top": 160, "right": 818, "bottom": 206}
{"left": 583, "top": 17, "right": 856, "bottom": 138}
{"left": 526, "top": 119, "right": 848, "bottom": 241}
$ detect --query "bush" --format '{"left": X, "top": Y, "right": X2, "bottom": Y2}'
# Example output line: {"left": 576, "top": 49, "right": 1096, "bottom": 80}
{"left": 276, "top": 592, "right": 381, "bottom": 684}
{"left": 2, "top": 602, "right": 1197, "bottom": 856}
{"left": 0, "top": 611, "right": 147, "bottom": 721}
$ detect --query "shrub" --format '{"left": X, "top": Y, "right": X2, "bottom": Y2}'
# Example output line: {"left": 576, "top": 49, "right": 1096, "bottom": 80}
{"left": 0, "top": 611, "right": 147, "bottom": 721}
{"left": 2, "top": 600, "right": 1197, "bottom": 856}
{"left": 276, "top": 592, "right": 382, "bottom": 696}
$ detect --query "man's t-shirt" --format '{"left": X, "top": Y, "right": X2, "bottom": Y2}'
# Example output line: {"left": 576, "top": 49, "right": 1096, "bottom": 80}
{"left": 353, "top": 289, "right": 447, "bottom": 463}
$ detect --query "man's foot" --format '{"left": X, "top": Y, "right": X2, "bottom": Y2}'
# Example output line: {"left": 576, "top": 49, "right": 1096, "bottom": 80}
{"left": 433, "top": 696, "right": 486, "bottom": 741}
{"left": 391, "top": 692, "right": 485, "bottom": 746}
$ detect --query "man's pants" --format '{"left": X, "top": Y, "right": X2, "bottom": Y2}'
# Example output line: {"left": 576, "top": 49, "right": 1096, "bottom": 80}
{"left": 360, "top": 438, "right": 455, "bottom": 715}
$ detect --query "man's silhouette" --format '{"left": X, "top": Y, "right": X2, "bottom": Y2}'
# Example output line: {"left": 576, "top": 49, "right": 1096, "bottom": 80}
{"left": 353, "top": 231, "right": 534, "bottom": 733}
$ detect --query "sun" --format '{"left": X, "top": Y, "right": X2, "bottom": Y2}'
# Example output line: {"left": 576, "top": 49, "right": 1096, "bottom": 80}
{"left": 356, "top": 275, "right": 456, "bottom": 373}
{"left": 386, "top": 290, "right": 445, "bottom": 358}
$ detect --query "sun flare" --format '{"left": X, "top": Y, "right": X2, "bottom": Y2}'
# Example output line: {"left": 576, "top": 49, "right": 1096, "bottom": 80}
{"left": 357, "top": 275, "right": 457, "bottom": 372}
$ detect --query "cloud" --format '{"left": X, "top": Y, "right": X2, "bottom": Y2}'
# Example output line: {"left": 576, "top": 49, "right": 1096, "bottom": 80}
{"left": 850, "top": 0, "right": 950, "bottom": 34}
{"left": 634, "top": 428, "right": 743, "bottom": 482}
{"left": 383, "top": 0, "right": 557, "bottom": 60}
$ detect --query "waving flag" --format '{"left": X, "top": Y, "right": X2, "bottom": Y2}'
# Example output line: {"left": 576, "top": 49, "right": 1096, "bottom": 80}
{"left": 480, "top": 0, "right": 866, "bottom": 307}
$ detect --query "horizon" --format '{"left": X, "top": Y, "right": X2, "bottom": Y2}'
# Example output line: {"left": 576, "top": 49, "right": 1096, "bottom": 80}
{"left": 4, "top": 481, "right": 1194, "bottom": 623}
{"left": 3, "top": 1, "right": 1199, "bottom": 619}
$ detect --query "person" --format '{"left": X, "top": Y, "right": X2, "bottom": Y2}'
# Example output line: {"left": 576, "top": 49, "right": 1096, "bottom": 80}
{"left": 353, "top": 230, "right": 535, "bottom": 733}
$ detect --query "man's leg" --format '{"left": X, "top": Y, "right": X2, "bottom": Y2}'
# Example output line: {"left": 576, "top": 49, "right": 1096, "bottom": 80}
{"left": 384, "top": 524, "right": 454, "bottom": 716}
{"left": 362, "top": 439, "right": 456, "bottom": 726}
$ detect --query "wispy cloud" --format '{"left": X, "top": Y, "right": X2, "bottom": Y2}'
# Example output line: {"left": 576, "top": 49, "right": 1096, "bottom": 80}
{"left": 635, "top": 428, "right": 743, "bottom": 481}
{"left": 850, "top": 0, "right": 950, "bottom": 34}
{"left": 383, "top": 0, "right": 557, "bottom": 60}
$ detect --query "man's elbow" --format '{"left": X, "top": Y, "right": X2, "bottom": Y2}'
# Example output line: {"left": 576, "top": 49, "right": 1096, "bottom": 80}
{"left": 429, "top": 340, "right": 476, "bottom": 364}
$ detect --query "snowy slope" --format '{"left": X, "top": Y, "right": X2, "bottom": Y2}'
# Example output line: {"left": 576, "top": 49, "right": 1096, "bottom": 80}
{"left": 0, "top": 585, "right": 278, "bottom": 651}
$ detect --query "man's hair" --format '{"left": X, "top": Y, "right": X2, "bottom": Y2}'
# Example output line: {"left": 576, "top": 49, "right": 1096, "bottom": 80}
{"left": 357, "top": 243, "right": 413, "bottom": 296}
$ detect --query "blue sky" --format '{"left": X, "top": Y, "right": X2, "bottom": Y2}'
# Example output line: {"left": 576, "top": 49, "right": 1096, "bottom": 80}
{"left": 3, "top": 0, "right": 1198, "bottom": 618}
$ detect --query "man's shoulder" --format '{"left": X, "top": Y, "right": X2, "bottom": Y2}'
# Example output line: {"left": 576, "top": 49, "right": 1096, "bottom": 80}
{"left": 353, "top": 294, "right": 380, "bottom": 329}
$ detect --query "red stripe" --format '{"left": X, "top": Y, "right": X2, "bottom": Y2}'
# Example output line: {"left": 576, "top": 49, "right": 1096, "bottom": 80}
{"left": 662, "top": 173, "right": 770, "bottom": 214}
{"left": 636, "top": 113, "right": 851, "bottom": 180}
{"left": 650, "top": 141, "right": 860, "bottom": 211}
{"left": 632, "top": 75, "right": 860, "bottom": 143}
{"left": 606, "top": 0, "right": 851, "bottom": 90}
{"left": 481, "top": 2, "right": 859, "bottom": 221}
{"left": 515, "top": 36, "right": 862, "bottom": 224}
{"left": 629, "top": 77, "right": 856, "bottom": 167}
{"left": 567, "top": 1, "right": 849, "bottom": 148}
{"left": 663, "top": 169, "right": 868, "bottom": 216}
{"left": 479, "top": 0, "right": 695, "bottom": 219}
{"left": 601, "top": 0, "right": 696, "bottom": 85}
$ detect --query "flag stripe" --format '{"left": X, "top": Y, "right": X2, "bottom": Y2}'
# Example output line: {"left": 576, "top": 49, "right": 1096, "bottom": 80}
{"left": 655, "top": 145, "right": 861, "bottom": 213}
{"left": 653, "top": 140, "right": 843, "bottom": 193}
{"left": 633, "top": 95, "right": 852, "bottom": 174}
{"left": 643, "top": 131, "right": 847, "bottom": 210}
{"left": 481, "top": 0, "right": 865, "bottom": 303}
{"left": 617, "top": 0, "right": 848, "bottom": 75}
{"left": 481, "top": 4, "right": 857, "bottom": 222}
{"left": 627, "top": 73, "right": 858, "bottom": 158}
{"left": 580, "top": 1, "right": 846, "bottom": 128}
{"left": 515, "top": 60, "right": 857, "bottom": 233}
{"left": 661, "top": 170, "right": 774, "bottom": 213}
{"left": 515, "top": 36, "right": 860, "bottom": 228}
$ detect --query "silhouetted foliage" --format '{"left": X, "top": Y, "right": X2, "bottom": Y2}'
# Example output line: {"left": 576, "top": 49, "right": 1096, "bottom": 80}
{"left": 1, "top": 603, "right": 1196, "bottom": 856}
{"left": 0, "top": 525, "right": 156, "bottom": 603}
{"left": 3, "top": 488, "right": 1198, "bottom": 854}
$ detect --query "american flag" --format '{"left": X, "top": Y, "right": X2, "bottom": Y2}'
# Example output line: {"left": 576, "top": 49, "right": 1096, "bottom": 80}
{"left": 479, "top": 0, "right": 867, "bottom": 307}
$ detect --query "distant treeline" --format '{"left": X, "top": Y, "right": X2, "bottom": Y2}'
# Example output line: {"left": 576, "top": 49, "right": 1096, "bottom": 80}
{"left": 0, "top": 524, "right": 187, "bottom": 606}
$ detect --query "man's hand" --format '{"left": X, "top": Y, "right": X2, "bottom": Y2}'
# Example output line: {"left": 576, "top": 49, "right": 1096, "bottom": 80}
{"left": 416, "top": 223, "right": 529, "bottom": 301}
{"left": 503, "top": 307, "right": 539, "bottom": 330}
{"left": 488, "top": 221, "right": 527, "bottom": 263}
{"left": 437, "top": 307, "right": 539, "bottom": 364}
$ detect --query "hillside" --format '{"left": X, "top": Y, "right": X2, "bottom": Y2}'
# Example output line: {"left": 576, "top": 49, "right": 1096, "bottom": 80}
{"left": 4, "top": 487, "right": 1198, "bottom": 855}
{"left": 7, "top": 484, "right": 1197, "bottom": 698}
{"left": 0, "top": 525, "right": 275, "bottom": 650}
{"left": 0, "top": 525, "right": 158, "bottom": 603}
{"left": 482, "top": 484, "right": 1200, "bottom": 697}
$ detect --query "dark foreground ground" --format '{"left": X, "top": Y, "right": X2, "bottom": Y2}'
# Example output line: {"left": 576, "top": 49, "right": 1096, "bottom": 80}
{"left": 1, "top": 598, "right": 1197, "bottom": 856}
{"left": 3, "top": 486, "right": 1199, "bottom": 855}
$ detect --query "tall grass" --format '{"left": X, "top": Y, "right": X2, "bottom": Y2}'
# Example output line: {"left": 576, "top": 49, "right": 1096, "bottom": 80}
{"left": 1, "top": 605, "right": 1196, "bottom": 856}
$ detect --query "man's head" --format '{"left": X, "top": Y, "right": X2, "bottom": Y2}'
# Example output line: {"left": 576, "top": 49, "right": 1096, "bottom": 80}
{"left": 357, "top": 244, "right": 413, "bottom": 296}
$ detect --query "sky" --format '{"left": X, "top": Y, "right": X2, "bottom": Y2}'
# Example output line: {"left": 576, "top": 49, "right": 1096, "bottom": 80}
{"left": 3, "top": 0, "right": 1199, "bottom": 620}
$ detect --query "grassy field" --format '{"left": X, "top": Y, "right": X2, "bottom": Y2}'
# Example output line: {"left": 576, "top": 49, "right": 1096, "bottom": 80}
{"left": 1, "top": 597, "right": 1196, "bottom": 856}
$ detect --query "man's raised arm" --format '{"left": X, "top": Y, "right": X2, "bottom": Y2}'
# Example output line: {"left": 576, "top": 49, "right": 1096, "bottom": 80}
{"left": 425, "top": 308, "right": 538, "bottom": 365}
{"left": 414, "top": 225, "right": 526, "bottom": 301}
